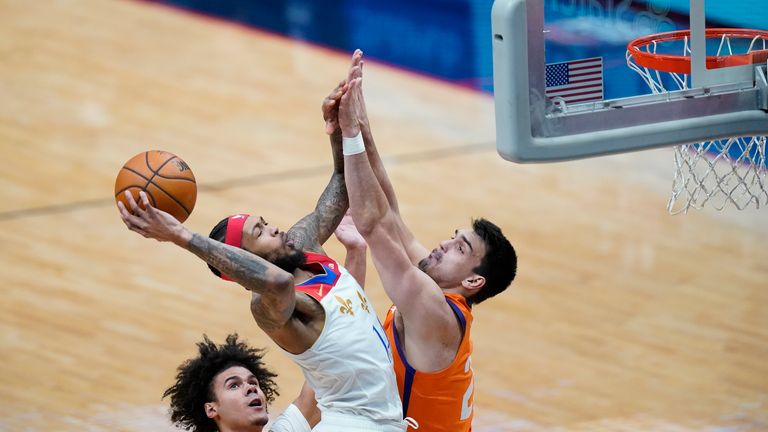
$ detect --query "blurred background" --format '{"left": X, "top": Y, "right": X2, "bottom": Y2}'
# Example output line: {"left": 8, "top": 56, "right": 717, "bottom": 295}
{"left": 146, "top": 0, "right": 768, "bottom": 98}
{"left": 0, "top": 1, "right": 766, "bottom": 431}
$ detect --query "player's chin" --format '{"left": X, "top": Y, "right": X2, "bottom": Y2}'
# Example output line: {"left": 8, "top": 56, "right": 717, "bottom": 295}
{"left": 251, "top": 414, "right": 269, "bottom": 427}
{"left": 245, "top": 407, "right": 269, "bottom": 426}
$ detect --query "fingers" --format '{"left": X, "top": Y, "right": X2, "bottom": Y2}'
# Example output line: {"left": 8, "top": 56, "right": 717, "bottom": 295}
{"left": 323, "top": 96, "right": 339, "bottom": 134}
{"left": 346, "top": 48, "right": 363, "bottom": 80}
{"left": 350, "top": 65, "right": 362, "bottom": 81}
{"left": 326, "top": 82, "right": 345, "bottom": 104}
{"left": 117, "top": 200, "right": 133, "bottom": 223}
{"left": 119, "top": 190, "right": 154, "bottom": 230}
{"left": 323, "top": 79, "right": 346, "bottom": 108}
{"left": 348, "top": 77, "right": 362, "bottom": 97}
{"left": 117, "top": 200, "right": 147, "bottom": 236}
{"left": 325, "top": 119, "right": 337, "bottom": 135}
{"left": 138, "top": 190, "right": 152, "bottom": 214}
{"left": 346, "top": 65, "right": 361, "bottom": 85}
{"left": 332, "top": 77, "right": 346, "bottom": 93}
{"left": 322, "top": 79, "right": 346, "bottom": 111}
{"left": 123, "top": 190, "right": 144, "bottom": 215}
{"left": 322, "top": 79, "right": 348, "bottom": 135}
{"left": 340, "top": 86, "right": 352, "bottom": 106}
{"left": 351, "top": 49, "right": 363, "bottom": 67}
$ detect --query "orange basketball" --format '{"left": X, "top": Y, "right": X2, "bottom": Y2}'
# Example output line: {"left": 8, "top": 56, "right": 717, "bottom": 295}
{"left": 114, "top": 150, "right": 197, "bottom": 223}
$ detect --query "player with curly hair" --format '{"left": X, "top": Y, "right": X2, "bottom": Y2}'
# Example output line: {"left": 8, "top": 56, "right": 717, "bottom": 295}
{"left": 163, "top": 333, "right": 318, "bottom": 432}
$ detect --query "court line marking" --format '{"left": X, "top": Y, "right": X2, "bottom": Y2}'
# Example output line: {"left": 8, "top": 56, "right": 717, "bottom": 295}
{"left": 0, "top": 142, "right": 493, "bottom": 222}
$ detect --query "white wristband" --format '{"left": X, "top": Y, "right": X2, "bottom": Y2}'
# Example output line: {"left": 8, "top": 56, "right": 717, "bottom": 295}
{"left": 342, "top": 132, "right": 365, "bottom": 156}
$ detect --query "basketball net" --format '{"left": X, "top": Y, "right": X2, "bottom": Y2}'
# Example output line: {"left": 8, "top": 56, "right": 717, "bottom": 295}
{"left": 627, "top": 30, "right": 768, "bottom": 214}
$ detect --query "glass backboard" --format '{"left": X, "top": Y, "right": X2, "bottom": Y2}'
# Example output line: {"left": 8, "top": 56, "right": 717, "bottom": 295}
{"left": 491, "top": 0, "right": 768, "bottom": 162}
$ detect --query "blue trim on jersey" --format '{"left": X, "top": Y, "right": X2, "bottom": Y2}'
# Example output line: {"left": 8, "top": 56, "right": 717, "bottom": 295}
{"left": 392, "top": 318, "right": 416, "bottom": 417}
{"left": 296, "top": 263, "right": 338, "bottom": 286}
{"left": 445, "top": 298, "right": 467, "bottom": 332}
{"left": 393, "top": 297, "right": 467, "bottom": 418}
{"left": 372, "top": 324, "right": 392, "bottom": 362}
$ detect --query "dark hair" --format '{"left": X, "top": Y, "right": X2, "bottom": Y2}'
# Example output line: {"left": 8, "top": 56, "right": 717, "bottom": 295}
{"left": 207, "top": 217, "right": 229, "bottom": 277}
{"left": 163, "top": 334, "right": 279, "bottom": 432}
{"left": 468, "top": 218, "right": 517, "bottom": 305}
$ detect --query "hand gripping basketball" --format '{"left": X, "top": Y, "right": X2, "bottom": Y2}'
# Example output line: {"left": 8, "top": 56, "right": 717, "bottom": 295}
{"left": 117, "top": 190, "right": 189, "bottom": 245}
{"left": 114, "top": 150, "right": 197, "bottom": 223}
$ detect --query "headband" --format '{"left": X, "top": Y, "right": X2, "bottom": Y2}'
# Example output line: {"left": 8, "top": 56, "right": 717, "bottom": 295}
{"left": 220, "top": 213, "right": 250, "bottom": 281}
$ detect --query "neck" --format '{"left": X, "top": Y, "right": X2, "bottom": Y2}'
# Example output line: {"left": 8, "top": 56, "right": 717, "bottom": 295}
{"left": 441, "top": 286, "right": 467, "bottom": 297}
{"left": 291, "top": 268, "right": 316, "bottom": 285}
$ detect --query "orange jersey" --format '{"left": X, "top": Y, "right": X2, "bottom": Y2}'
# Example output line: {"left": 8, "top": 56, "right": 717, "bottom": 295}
{"left": 383, "top": 293, "right": 474, "bottom": 432}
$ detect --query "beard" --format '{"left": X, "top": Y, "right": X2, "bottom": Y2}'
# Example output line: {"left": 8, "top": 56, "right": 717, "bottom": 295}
{"left": 272, "top": 249, "right": 306, "bottom": 273}
{"left": 418, "top": 257, "right": 429, "bottom": 272}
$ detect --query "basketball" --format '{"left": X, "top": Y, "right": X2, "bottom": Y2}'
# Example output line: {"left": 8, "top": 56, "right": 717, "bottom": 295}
{"left": 114, "top": 150, "right": 197, "bottom": 223}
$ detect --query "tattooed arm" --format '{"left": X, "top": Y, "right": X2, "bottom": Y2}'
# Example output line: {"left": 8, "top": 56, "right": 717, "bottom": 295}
{"left": 186, "top": 233, "right": 296, "bottom": 329}
{"left": 287, "top": 83, "right": 350, "bottom": 254}
{"left": 117, "top": 191, "right": 296, "bottom": 329}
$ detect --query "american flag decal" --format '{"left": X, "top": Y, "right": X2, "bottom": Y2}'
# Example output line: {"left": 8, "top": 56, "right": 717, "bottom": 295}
{"left": 545, "top": 57, "right": 603, "bottom": 104}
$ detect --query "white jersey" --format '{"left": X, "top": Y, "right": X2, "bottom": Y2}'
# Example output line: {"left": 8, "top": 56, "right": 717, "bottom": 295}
{"left": 283, "top": 252, "right": 403, "bottom": 431}
{"left": 268, "top": 404, "right": 311, "bottom": 432}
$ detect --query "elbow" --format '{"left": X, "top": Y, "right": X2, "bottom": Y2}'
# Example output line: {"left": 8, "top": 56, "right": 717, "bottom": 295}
{"left": 353, "top": 206, "right": 388, "bottom": 237}
{"left": 355, "top": 219, "right": 376, "bottom": 237}
{"left": 356, "top": 204, "right": 393, "bottom": 238}
{"left": 269, "top": 271, "right": 294, "bottom": 293}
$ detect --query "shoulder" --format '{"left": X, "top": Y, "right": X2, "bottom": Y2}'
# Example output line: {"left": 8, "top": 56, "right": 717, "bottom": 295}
{"left": 444, "top": 293, "right": 473, "bottom": 327}
{"left": 268, "top": 404, "right": 312, "bottom": 432}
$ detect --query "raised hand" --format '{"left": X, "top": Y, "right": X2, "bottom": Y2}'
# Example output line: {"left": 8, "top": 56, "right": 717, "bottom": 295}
{"left": 334, "top": 210, "right": 367, "bottom": 251}
{"left": 322, "top": 78, "right": 346, "bottom": 135}
{"left": 339, "top": 75, "right": 365, "bottom": 138}
{"left": 323, "top": 49, "right": 364, "bottom": 135}
{"left": 117, "top": 190, "right": 190, "bottom": 245}
{"left": 334, "top": 209, "right": 367, "bottom": 287}
{"left": 347, "top": 49, "right": 363, "bottom": 82}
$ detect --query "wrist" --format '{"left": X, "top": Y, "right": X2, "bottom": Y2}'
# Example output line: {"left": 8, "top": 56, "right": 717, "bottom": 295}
{"left": 343, "top": 240, "right": 367, "bottom": 252}
{"left": 174, "top": 226, "right": 194, "bottom": 247}
{"left": 342, "top": 131, "right": 364, "bottom": 156}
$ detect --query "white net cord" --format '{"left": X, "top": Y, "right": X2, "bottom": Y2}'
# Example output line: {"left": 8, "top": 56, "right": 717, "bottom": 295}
{"left": 670, "top": 136, "right": 767, "bottom": 213}
{"left": 626, "top": 32, "right": 768, "bottom": 213}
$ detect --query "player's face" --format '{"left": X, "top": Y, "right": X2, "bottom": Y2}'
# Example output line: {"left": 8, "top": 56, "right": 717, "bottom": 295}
{"left": 419, "top": 228, "right": 486, "bottom": 288}
{"left": 207, "top": 366, "right": 269, "bottom": 431}
{"left": 240, "top": 215, "right": 295, "bottom": 261}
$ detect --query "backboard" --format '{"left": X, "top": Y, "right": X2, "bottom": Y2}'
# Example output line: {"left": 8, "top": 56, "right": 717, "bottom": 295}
{"left": 491, "top": 0, "right": 768, "bottom": 162}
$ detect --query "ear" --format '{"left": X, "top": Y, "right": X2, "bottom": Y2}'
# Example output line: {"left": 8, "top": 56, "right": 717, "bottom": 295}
{"left": 205, "top": 402, "right": 218, "bottom": 419}
{"left": 461, "top": 274, "right": 486, "bottom": 292}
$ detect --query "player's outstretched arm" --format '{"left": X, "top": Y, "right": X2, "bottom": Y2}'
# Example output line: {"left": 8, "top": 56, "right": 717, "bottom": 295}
{"left": 287, "top": 80, "right": 349, "bottom": 254}
{"left": 345, "top": 50, "right": 430, "bottom": 264}
{"left": 340, "top": 78, "right": 457, "bottom": 351}
{"left": 118, "top": 191, "right": 296, "bottom": 327}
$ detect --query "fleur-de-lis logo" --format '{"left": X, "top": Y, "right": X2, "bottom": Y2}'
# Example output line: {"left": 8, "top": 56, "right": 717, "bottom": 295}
{"left": 335, "top": 295, "right": 354, "bottom": 316}
{"left": 357, "top": 291, "right": 369, "bottom": 313}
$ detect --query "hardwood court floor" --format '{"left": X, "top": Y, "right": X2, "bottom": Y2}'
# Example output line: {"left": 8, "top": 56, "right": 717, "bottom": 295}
{"left": 0, "top": 0, "right": 766, "bottom": 430}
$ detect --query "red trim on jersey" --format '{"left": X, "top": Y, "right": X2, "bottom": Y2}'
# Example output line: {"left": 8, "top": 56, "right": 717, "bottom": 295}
{"left": 294, "top": 252, "right": 341, "bottom": 301}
